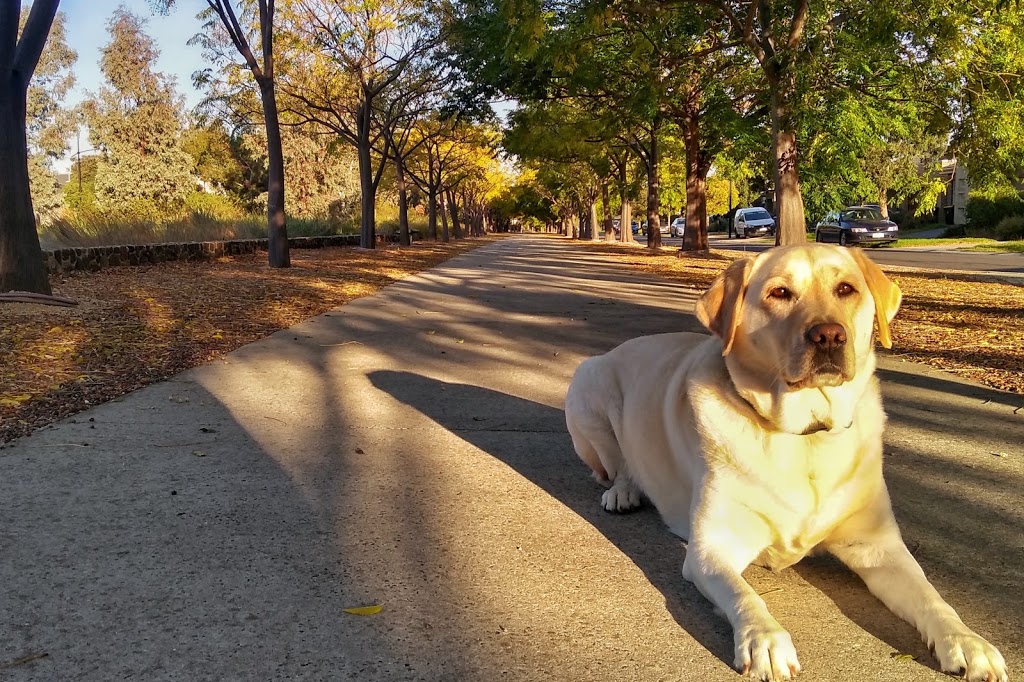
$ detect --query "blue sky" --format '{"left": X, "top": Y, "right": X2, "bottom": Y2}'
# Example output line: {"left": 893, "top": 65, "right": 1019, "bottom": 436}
{"left": 59, "top": 0, "right": 210, "bottom": 108}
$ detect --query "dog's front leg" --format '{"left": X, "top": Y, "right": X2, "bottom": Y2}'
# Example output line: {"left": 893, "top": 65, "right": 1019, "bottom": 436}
{"left": 827, "top": 503, "right": 1007, "bottom": 682}
{"left": 683, "top": 504, "right": 800, "bottom": 681}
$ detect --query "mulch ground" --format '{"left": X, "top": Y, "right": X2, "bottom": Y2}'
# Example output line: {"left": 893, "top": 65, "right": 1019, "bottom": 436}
{"left": 1, "top": 236, "right": 1021, "bottom": 444}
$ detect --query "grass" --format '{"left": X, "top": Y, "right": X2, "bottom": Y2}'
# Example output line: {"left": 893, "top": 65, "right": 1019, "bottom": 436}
{"left": 38, "top": 202, "right": 437, "bottom": 251}
{"left": 880, "top": 237, "right": 995, "bottom": 248}
{"left": 966, "top": 241, "right": 1024, "bottom": 253}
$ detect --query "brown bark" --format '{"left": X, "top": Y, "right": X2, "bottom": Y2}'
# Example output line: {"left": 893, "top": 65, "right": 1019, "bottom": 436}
{"left": 767, "top": 69, "right": 806, "bottom": 246}
{"left": 772, "top": 124, "right": 806, "bottom": 245}
{"left": 447, "top": 189, "right": 462, "bottom": 239}
{"left": 602, "top": 180, "right": 615, "bottom": 242}
{"left": 393, "top": 141, "right": 411, "bottom": 246}
{"left": 357, "top": 100, "right": 377, "bottom": 248}
{"left": 681, "top": 109, "right": 710, "bottom": 252}
{"left": 589, "top": 200, "right": 599, "bottom": 241}
{"left": 645, "top": 128, "right": 662, "bottom": 249}
{"left": 0, "top": 0, "right": 60, "bottom": 295}
{"left": 426, "top": 190, "right": 438, "bottom": 240}
{"left": 259, "top": 79, "right": 290, "bottom": 265}
{"left": 439, "top": 190, "right": 450, "bottom": 243}
{"left": 618, "top": 164, "right": 632, "bottom": 244}
{"left": 0, "top": 81, "right": 51, "bottom": 294}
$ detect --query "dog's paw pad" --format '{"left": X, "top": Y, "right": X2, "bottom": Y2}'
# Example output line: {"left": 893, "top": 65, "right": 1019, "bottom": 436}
{"left": 600, "top": 483, "right": 642, "bottom": 512}
{"left": 933, "top": 631, "right": 1007, "bottom": 682}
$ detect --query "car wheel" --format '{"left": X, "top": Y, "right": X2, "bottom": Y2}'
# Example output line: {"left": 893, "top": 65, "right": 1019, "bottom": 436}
{"left": 839, "top": 231, "right": 848, "bottom": 246}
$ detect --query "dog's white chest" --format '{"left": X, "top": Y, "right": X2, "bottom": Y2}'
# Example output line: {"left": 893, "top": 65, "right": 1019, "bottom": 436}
{"left": 749, "top": 440, "right": 877, "bottom": 571}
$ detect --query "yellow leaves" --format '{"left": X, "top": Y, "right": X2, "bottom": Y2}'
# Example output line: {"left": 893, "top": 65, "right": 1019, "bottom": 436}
{"left": 0, "top": 394, "right": 32, "bottom": 408}
{"left": 342, "top": 604, "right": 382, "bottom": 616}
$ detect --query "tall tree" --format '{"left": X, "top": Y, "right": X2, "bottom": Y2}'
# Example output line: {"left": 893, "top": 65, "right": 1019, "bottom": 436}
{"left": 82, "top": 9, "right": 194, "bottom": 212}
{"left": 156, "top": 0, "right": 290, "bottom": 268}
{"left": 0, "top": 0, "right": 60, "bottom": 296}
{"left": 276, "top": 0, "right": 438, "bottom": 248}
{"left": 22, "top": 7, "right": 76, "bottom": 220}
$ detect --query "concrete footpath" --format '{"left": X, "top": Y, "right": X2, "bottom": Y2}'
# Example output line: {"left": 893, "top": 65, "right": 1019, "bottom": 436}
{"left": 1, "top": 236, "right": 1021, "bottom": 681}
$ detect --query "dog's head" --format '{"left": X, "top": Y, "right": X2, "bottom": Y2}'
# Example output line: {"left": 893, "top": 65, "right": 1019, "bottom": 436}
{"left": 695, "top": 244, "right": 901, "bottom": 435}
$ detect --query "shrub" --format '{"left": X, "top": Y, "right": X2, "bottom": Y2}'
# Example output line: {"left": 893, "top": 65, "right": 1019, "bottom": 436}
{"left": 965, "top": 193, "right": 1024, "bottom": 230}
{"left": 328, "top": 195, "right": 359, "bottom": 233}
{"left": 995, "top": 215, "right": 1024, "bottom": 241}
{"left": 183, "top": 192, "right": 244, "bottom": 221}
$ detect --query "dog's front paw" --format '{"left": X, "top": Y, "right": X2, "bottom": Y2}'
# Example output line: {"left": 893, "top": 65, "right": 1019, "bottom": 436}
{"left": 932, "top": 629, "right": 1007, "bottom": 682}
{"left": 734, "top": 621, "right": 801, "bottom": 681}
{"left": 600, "top": 479, "right": 642, "bottom": 512}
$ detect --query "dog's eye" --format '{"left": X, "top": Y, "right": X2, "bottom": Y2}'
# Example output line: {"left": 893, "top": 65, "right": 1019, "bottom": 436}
{"left": 768, "top": 287, "right": 792, "bottom": 300}
{"left": 836, "top": 282, "right": 856, "bottom": 297}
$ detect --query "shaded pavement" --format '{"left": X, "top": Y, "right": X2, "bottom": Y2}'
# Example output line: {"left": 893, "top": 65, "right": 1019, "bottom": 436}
{"left": 1, "top": 236, "right": 1021, "bottom": 681}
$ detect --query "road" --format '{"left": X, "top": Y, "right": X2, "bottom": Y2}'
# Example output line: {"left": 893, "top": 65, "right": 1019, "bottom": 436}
{"left": 644, "top": 234, "right": 1024, "bottom": 276}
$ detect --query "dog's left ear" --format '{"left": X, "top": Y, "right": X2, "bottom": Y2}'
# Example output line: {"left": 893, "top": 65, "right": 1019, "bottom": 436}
{"left": 849, "top": 248, "right": 902, "bottom": 348}
{"left": 696, "top": 257, "right": 752, "bottom": 355}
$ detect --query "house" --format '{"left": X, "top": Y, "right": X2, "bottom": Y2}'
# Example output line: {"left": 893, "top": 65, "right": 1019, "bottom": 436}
{"left": 933, "top": 158, "right": 969, "bottom": 226}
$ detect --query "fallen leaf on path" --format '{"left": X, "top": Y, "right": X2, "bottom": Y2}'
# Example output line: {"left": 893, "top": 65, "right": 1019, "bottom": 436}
{"left": 343, "top": 605, "right": 382, "bottom": 616}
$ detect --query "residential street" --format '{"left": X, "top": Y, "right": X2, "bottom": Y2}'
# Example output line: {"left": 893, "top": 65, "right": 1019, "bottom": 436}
{"left": 1, "top": 236, "right": 1021, "bottom": 681}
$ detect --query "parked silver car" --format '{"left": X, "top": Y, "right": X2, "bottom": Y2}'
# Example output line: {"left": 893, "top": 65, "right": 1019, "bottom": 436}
{"left": 669, "top": 217, "right": 686, "bottom": 237}
{"left": 732, "top": 207, "right": 776, "bottom": 238}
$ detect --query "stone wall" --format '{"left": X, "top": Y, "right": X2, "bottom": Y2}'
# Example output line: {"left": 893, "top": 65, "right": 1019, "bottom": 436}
{"left": 44, "top": 235, "right": 362, "bottom": 275}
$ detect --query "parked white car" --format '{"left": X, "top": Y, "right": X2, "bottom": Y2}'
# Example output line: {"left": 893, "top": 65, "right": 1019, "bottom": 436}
{"left": 732, "top": 207, "right": 776, "bottom": 238}
{"left": 669, "top": 217, "right": 686, "bottom": 237}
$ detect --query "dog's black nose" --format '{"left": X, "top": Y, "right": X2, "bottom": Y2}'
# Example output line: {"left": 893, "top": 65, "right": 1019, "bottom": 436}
{"left": 806, "top": 322, "right": 847, "bottom": 350}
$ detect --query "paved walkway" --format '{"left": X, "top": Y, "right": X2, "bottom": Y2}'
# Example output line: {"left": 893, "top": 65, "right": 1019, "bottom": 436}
{"left": 2, "top": 236, "right": 1021, "bottom": 681}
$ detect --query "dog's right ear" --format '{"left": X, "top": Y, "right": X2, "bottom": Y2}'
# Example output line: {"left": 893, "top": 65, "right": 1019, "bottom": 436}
{"left": 695, "top": 257, "right": 752, "bottom": 355}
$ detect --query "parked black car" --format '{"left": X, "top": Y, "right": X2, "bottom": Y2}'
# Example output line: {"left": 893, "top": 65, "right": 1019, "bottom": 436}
{"left": 814, "top": 206, "right": 899, "bottom": 246}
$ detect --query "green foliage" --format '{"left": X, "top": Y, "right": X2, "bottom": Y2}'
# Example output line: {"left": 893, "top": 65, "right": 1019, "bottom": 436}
{"left": 965, "top": 192, "right": 1024, "bottom": 229}
{"left": 995, "top": 215, "right": 1024, "bottom": 241}
{"left": 27, "top": 154, "right": 63, "bottom": 219}
{"left": 63, "top": 156, "right": 100, "bottom": 213}
{"left": 82, "top": 9, "right": 195, "bottom": 211}
{"left": 21, "top": 9, "right": 77, "bottom": 159}
{"left": 181, "top": 124, "right": 246, "bottom": 191}
{"left": 20, "top": 9, "right": 77, "bottom": 219}
{"left": 183, "top": 191, "right": 244, "bottom": 221}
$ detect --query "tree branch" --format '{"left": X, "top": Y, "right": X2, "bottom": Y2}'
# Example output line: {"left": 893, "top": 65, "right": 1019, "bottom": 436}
{"left": 12, "top": 0, "right": 60, "bottom": 82}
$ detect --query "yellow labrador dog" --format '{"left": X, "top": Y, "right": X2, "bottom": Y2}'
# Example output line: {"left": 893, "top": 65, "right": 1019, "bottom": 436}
{"left": 564, "top": 244, "right": 1006, "bottom": 681}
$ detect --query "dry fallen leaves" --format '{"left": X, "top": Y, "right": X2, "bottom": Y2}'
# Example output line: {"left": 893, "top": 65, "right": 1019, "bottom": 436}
{"left": 0, "top": 239, "right": 485, "bottom": 443}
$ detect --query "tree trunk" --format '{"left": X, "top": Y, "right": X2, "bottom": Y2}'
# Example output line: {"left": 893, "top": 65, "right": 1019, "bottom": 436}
{"left": 447, "top": 189, "right": 462, "bottom": 238}
{"left": 681, "top": 111, "right": 710, "bottom": 252}
{"left": 618, "top": 164, "right": 631, "bottom": 244}
{"left": 589, "top": 199, "right": 599, "bottom": 241}
{"left": 259, "top": 79, "right": 290, "bottom": 266}
{"left": 439, "top": 189, "right": 450, "bottom": 243}
{"left": 646, "top": 129, "right": 661, "bottom": 249}
{"left": 426, "top": 189, "right": 438, "bottom": 240}
{"left": 770, "top": 85, "right": 806, "bottom": 246}
{"left": 878, "top": 187, "right": 889, "bottom": 218}
{"left": 357, "top": 101, "right": 376, "bottom": 249}
{"left": 393, "top": 145, "right": 411, "bottom": 246}
{"left": 0, "top": 78, "right": 52, "bottom": 295}
{"left": 601, "top": 180, "right": 614, "bottom": 242}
